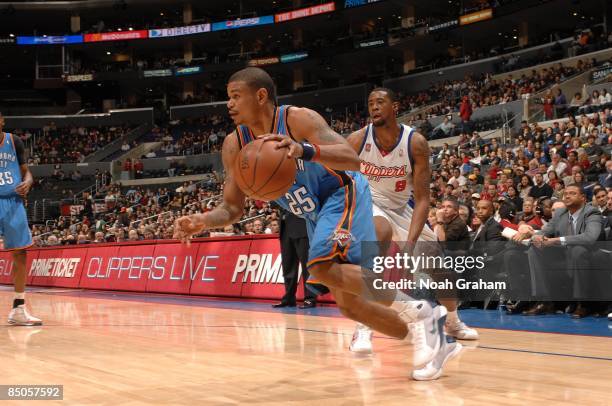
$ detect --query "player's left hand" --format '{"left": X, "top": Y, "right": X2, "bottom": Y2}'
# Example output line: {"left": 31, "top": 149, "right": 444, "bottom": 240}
{"left": 14, "top": 180, "right": 33, "bottom": 197}
{"left": 259, "top": 134, "right": 303, "bottom": 159}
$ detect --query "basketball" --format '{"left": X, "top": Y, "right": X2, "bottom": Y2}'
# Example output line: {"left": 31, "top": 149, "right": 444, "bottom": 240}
{"left": 234, "top": 137, "right": 296, "bottom": 201}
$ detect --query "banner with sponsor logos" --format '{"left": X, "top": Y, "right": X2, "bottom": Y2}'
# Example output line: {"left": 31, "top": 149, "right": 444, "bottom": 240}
{"left": 0, "top": 236, "right": 332, "bottom": 302}
{"left": 248, "top": 57, "right": 280, "bottom": 67}
{"left": 64, "top": 74, "right": 94, "bottom": 82}
{"left": 344, "top": 0, "right": 383, "bottom": 8}
{"left": 175, "top": 66, "right": 203, "bottom": 76}
{"left": 275, "top": 2, "right": 335, "bottom": 23}
{"left": 427, "top": 19, "right": 459, "bottom": 33}
{"left": 17, "top": 35, "right": 83, "bottom": 45}
{"left": 60, "top": 203, "right": 107, "bottom": 216}
{"left": 143, "top": 69, "right": 173, "bottom": 78}
{"left": 212, "top": 15, "right": 274, "bottom": 32}
{"left": 357, "top": 38, "right": 386, "bottom": 48}
{"left": 459, "top": 8, "right": 493, "bottom": 26}
{"left": 592, "top": 65, "right": 612, "bottom": 82}
{"left": 0, "top": 37, "right": 16, "bottom": 45}
{"left": 84, "top": 30, "right": 148, "bottom": 43}
{"left": 280, "top": 52, "right": 308, "bottom": 63}
{"left": 149, "top": 23, "right": 211, "bottom": 39}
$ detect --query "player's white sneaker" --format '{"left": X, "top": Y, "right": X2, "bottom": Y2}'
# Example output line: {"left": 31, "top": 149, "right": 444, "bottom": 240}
{"left": 446, "top": 320, "right": 479, "bottom": 340}
{"left": 8, "top": 305, "right": 43, "bottom": 326}
{"left": 412, "top": 336, "right": 462, "bottom": 381}
{"left": 349, "top": 323, "right": 373, "bottom": 354}
{"left": 405, "top": 303, "right": 445, "bottom": 367}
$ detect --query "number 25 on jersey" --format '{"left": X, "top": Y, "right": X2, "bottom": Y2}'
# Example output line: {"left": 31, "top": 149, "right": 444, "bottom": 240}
{"left": 285, "top": 186, "right": 316, "bottom": 215}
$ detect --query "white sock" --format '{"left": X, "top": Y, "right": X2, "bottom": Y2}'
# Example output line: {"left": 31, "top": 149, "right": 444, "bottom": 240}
{"left": 15, "top": 292, "right": 25, "bottom": 300}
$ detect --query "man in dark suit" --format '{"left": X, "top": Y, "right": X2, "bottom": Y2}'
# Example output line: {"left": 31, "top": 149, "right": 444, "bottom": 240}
{"left": 526, "top": 185, "right": 605, "bottom": 317}
{"left": 273, "top": 210, "right": 318, "bottom": 309}
{"left": 471, "top": 199, "right": 506, "bottom": 307}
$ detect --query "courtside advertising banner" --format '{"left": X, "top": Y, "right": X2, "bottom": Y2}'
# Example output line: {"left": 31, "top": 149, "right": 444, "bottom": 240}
{"left": 4, "top": 236, "right": 314, "bottom": 301}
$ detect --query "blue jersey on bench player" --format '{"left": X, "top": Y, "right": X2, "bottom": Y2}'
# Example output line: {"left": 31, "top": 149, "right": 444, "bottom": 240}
{"left": 0, "top": 132, "right": 33, "bottom": 250}
{"left": 235, "top": 105, "right": 376, "bottom": 270}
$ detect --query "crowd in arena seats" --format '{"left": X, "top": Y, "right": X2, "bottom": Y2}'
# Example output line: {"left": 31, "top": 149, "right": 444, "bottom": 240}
{"left": 145, "top": 116, "right": 232, "bottom": 157}
{"left": 429, "top": 108, "right": 611, "bottom": 318}
{"left": 398, "top": 59, "right": 598, "bottom": 118}
{"left": 10, "top": 124, "right": 132, "bottom": 165}
{"left": 31, "top": 178, "right": 282, "bottom": 246}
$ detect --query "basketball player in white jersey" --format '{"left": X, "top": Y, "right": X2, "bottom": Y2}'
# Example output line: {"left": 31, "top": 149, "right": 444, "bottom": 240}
{"left": 346, "top": 88, "right": 478, "bottom": 355}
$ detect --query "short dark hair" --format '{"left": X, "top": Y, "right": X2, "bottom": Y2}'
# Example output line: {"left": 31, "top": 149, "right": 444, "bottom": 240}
{"left": 369, "top": 87, "right": 397, "bottom": 102}
{"left": 442, "top": 197, "right": 460, "bottom": 210}
{"left": 228, "top": 67, "right": 277, "bottom": 104}
{"left": 565, "top": 184, "right": 586, "bottom": 196}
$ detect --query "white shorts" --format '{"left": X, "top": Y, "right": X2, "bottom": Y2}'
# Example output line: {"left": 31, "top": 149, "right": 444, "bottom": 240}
{"left": 372, "top": 202, "right": 437, "bottom": 242}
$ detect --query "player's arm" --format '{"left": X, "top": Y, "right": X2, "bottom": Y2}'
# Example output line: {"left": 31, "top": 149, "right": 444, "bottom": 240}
{"left": 13, "top": 136, "right": 33, "bottom": 198}
{"left": 174, "top": 133, "right": 245, "bottom": 241}
{"left": 263, "top": 107, "right": 361, "bottom": 171}
{"left": 345, "top": 127, "right": 367, "bottom": 154}
{"left": 406, "top": 132, "right": 431, "bottom": 244}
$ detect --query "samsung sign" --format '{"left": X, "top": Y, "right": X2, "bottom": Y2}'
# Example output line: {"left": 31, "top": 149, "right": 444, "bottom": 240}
{"left": 17, "top": 35, "right": 83, "bottom": 45}
{"left": 212, "top": 16, "right": 274, "bottom": 32}
{"left": 280, "top": 52, "right": 308, "bottom": 63}
{"left": 149, "top": 24, "right": 211, "bottom": 38}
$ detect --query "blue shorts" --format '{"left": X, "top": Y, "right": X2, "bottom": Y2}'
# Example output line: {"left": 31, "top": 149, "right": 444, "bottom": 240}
{"left": 0, "top": 196, "right": 32, "bottom": 250}
{"left": 306, "top": 173, "right": 377, "bottom": 271}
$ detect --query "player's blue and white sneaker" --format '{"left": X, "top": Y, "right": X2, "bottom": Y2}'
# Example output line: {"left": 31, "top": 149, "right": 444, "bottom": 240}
{"left": 349, "top": 323, "right": 373, "bottom": 354}
{"left": 412, "top": 336, "right": 462, "bottom": 381}
{"left": 396, "top": 300, "right": 444, "bottom": 367}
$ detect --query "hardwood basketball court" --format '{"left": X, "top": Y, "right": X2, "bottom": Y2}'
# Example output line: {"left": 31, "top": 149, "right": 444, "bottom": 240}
{"left": 1, "top": 287, "right": 611, "bottom": 405}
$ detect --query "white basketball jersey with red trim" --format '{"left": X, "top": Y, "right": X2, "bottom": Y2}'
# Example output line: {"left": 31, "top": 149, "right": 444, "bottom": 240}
{"left": 358, "top": 123, "right": 415, "bottom": 210}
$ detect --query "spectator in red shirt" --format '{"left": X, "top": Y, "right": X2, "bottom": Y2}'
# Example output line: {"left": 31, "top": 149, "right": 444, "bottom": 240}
{"left": 460, "top": 96, "right": 472, "bottom": 121}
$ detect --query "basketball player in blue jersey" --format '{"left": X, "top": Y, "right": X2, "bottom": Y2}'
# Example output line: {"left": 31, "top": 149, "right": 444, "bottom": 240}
{"left": 174, "top": 68, "right": 457, "bottom": 380}
{"left": 0, "top": 113, "right": 42, "bottom": 326}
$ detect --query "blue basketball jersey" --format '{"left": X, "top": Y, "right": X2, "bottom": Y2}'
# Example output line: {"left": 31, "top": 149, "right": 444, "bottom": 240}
{"left": 236, "top": 105, "right": 355, "bottom": 222}
{"left": 0, "top": 133, "right": 22, "bottom": 197}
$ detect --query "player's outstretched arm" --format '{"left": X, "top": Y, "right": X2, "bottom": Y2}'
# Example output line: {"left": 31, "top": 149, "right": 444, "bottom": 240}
{"left": 174, "top": 133, "right": 245, "bottom": 243}
{"left": 406, "top": 131, "right": 431, "bottom": 244}
{"left": 345, "top": 127, "right": 367, "bottom": 154}
{"left": 263, "top": 107, "right": 361, "bottom": 171}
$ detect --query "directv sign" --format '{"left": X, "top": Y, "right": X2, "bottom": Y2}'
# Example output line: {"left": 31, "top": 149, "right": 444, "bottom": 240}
{"left": 149, "top": 24, "right": 211, "bottom": 38}
{"left": 143, "top": 69, "right": 173, "bottom": 78}
{"left": 280, "top": 52, "right": 309, "bottom": 63}
{"left": 212, "top": 15, "right": 274, "bottom": 31}
{"left": 175, "top": 66, "right": 203, "bottom": 76}
{"left": 17, "top": 35, "right": 83, "bottom": 45}
{"left": 344, "top": 0, "right": 383, "bottom": 8}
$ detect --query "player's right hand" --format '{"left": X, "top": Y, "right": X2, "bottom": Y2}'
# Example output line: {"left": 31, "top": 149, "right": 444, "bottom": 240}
{"left": 173, "top": 215, "right": 206, "bottom": 246}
